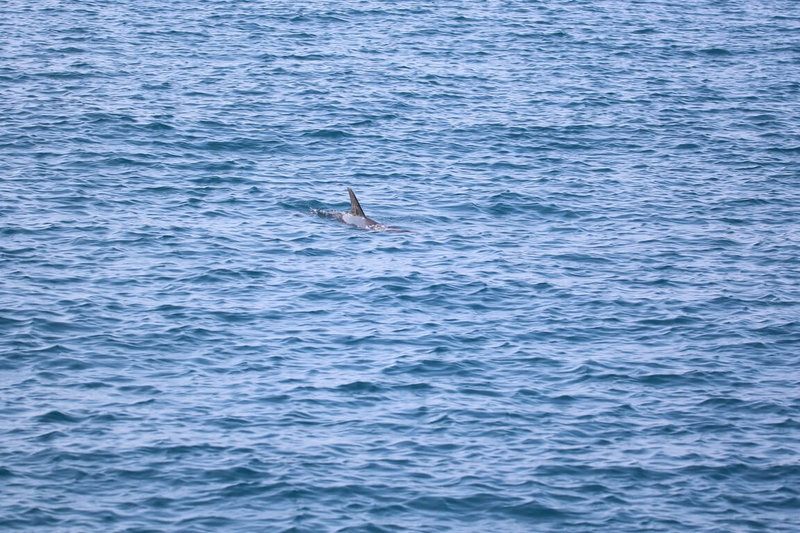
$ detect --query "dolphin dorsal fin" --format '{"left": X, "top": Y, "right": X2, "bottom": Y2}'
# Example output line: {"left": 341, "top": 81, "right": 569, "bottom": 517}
{"left": 347, "top": 187, "right": 367, "bottom": 218}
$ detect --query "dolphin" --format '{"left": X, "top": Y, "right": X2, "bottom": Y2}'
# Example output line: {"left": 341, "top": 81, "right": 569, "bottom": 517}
{"left": 340, "top": 187, "right": 381, "bottom": 229}
{"left": 315, "top": 188, "right": 408, "bottom": 232}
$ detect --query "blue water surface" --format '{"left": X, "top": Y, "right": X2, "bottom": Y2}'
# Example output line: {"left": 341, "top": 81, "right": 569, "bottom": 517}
{"left": 2, "top": 1, "right": 799, "bottom": 531}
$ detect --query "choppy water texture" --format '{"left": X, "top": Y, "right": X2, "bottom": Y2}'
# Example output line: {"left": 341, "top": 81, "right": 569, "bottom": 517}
{"left": 2, "top": 1, "right": 800, "bottom": 531}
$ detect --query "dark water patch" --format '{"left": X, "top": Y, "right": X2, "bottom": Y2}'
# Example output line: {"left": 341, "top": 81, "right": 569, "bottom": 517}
{"left": 34, "top": 430, "right": 67, "bottom": 442}
{"left": 700, "top": 47, "right": 734, "bottom": 57}
{"left": 337, "top": 380, "right": 385, "bottom": 394}
{"left": 35, "top": 410, "right": 80, "bottom": 424}
{"left": 202, "top": 466, "right": 263, "bottom": 483}
{"left": 303, "top": 128, "right": 354, "bottom": 139}
{"left": 382, "top": 359, "right": 485, "bottom": 378}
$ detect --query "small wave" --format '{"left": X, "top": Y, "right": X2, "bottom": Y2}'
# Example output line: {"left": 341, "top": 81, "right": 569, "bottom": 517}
{"left": 35, "top": 410, "right": 79, "bottom": 424}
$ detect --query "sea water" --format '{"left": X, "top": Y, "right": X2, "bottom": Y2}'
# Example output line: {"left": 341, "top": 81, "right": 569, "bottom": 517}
{"left": 1, "top": 1, "right": 799, "bottom": 531}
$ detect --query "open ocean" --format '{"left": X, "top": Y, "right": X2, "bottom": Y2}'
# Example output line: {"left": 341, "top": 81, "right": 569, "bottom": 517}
{"left": 2, "top": 1, "right": 799, "bottom": 531}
